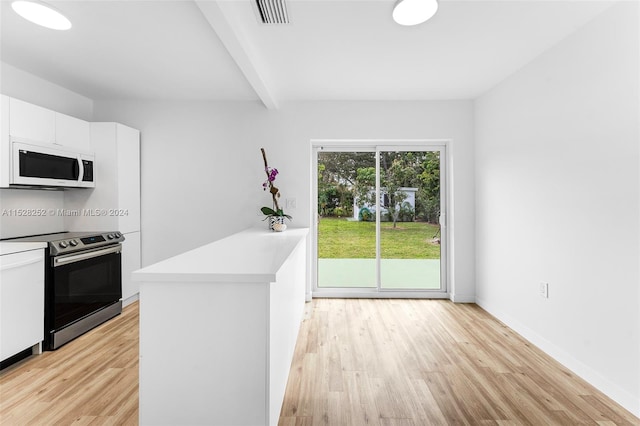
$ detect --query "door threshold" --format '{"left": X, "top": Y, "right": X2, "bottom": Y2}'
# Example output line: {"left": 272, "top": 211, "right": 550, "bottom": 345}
{"left": 312, "top": 290, "right": 450, "bottom": 299}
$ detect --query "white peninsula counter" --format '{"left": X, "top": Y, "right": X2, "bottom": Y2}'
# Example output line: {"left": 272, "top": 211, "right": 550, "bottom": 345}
{"left": 133, "top": 228, "right": 309, "bottom": 426}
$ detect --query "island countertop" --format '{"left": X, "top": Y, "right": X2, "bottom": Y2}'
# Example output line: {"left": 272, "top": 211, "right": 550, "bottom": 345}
{"left": 132, "top": 227, "right": 309, "bottom": 283}
{"left": 136, "top": 227, "right": 309, "bottom": 425}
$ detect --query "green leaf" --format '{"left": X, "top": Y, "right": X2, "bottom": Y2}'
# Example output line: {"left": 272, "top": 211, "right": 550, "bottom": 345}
{"left": 276, "top": 209, "right": 293, "bottom": 220}
{"left": 261, "top": 207, "right": 292, "bottom": 220}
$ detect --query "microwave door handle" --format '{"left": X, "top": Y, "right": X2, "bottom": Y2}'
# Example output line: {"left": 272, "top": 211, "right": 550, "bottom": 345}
{"left": 77, "top": 156, "right": 84, "bottom": 183}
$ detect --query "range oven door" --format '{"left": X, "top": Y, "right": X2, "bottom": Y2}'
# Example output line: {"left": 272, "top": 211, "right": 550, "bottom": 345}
{"left": 47, "top": 244, "right": 122, "bottom": 349}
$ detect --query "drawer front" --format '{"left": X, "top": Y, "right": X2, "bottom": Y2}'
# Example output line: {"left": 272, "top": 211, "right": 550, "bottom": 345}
{"left": 0, "top": 250, "right": 45, "bottom": 360}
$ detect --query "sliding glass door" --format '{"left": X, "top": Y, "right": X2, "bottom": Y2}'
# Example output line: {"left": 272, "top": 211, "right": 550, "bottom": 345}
{"left": 378, "top": 149, "right": 442, "bottom": 290}
{"left": 317, "top": 150, "right": 377, "bottom": 288}
{"left": 314, "top": 143, "right": 446, "bottom": 295}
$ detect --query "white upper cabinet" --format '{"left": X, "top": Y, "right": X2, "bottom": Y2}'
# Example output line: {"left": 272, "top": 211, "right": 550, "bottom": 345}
{"left": 55, "top": 112, "right": 91, "bottom": 151}
{"left": 116, "top": 125, "right": 141, "bottom": 233}
{"left": 65, "top": 122, "right": 140, "bottom": 233}
{"left": 1, "top": 95, "right": 10, "bottom": 187}
{"left": 8, "top": 97, "right": 90, "bottom": 150}
{"left": 9, "top": 97, "right": 55, "bottom": 144}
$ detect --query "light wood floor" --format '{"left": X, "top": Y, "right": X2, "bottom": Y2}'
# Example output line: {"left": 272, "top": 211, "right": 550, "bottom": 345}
{"left": 0, "top": 302, "right": 139, "bottom": 425}
{"left": 281, "top": 299, "right": 639, "bottom": 425}
{"left": 1, "top": 299, "right": 638, "bottom": 425}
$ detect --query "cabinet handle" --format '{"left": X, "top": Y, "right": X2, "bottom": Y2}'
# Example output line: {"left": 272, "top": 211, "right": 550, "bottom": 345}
{"left": 0, "top": 256, "right": 42, "bottom": 271}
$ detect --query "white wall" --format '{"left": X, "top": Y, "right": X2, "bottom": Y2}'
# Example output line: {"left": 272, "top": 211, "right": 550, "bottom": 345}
{"left": 475, "top": 2, "right": 639, "bottom": 416}
{"left": 0, "top": 189, "right": 66, "bottom": 239}
{"left": 93, "top": 100, "right": 476, "bottom": 301}
{"left": 1, "top": 62, "right": 93, "bottom": 120}
{"left": 0, "top": 62, "right": 94, "bottom": 239}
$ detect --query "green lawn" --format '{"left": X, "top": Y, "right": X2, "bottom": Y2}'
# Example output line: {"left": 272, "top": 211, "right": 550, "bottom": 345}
{"left": 318, "top": 217, "right": 441, "bottom": 259}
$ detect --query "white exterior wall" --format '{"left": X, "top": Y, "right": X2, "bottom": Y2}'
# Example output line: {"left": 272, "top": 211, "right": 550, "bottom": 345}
{"left": 352, "top": 187, "right": 418, "bottom": 221}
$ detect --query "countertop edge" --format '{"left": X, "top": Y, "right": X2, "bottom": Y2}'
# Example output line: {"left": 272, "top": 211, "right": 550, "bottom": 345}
{"left": 0, "top": 241, "right": 47, "bottom": 256}
{"left": 133, "top": 227, "right": 308, "bottom": 283}
{"left": 133, "top": 272, "right": 277, "bottom": 283}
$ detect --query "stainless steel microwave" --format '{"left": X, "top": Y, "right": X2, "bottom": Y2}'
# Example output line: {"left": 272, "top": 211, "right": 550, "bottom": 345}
{"left": 11, "top": 139, "right": 95, "bottom": 188}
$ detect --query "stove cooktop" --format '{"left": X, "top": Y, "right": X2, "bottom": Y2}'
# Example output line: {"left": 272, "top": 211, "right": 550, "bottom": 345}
{"left": 4, "top": 231, "right": 125, "bottom": 256}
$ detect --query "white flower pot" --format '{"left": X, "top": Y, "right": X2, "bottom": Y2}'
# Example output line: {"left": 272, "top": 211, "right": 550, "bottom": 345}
{"left": 272, "top": 223, "right": 287, "bottom": 232}
{"left": 268, "top": 216, "right": 286, "bottom": 231}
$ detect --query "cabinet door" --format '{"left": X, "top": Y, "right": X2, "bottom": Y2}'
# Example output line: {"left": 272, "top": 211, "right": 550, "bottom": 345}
{"left": 121, "top": 231, "right": 141, "bottom": 302}
{"left": 0, "top": 249, "right": 45, "bottom": 361}
{"left": 117, "top": 125, "right": 140, "bottom": 233}
{"left": 56, "top": 113, "right": 91, "bottom": 151}
{"left": 1, "top": 95, "right": 10, "bottom": 187}
{"left": 9, "top": 98, "right": 55, "bottom": 144}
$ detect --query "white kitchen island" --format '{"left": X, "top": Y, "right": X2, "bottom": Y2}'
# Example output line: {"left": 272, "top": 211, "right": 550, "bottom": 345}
{"left": 133, "top": 227, "right": 308, "bottom": 426}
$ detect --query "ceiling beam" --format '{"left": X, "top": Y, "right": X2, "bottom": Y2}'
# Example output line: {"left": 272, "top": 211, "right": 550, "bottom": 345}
{"left": 195, "top": 0, "right": 278, "bottom": 110}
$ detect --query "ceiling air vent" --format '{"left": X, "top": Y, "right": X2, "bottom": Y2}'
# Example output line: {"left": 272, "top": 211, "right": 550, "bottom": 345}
{"left": 255, "top": 0, "right": 289, "bottom": 24}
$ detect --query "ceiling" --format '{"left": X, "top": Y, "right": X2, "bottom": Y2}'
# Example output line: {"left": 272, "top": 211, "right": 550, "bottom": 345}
{"left": 0, "top": 0, "right": 615, "bottom": 108}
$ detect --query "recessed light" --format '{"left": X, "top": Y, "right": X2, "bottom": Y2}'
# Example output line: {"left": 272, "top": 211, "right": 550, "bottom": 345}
{"left": 11, "top": 0, "right": 72, "bottom": 31}
{"left": 393, "top": 0, "right": 438, "bottom": 26}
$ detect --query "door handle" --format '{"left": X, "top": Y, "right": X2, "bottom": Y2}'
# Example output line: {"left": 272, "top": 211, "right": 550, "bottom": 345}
{"left": 53, "top": 245, "right": 121, "bottom": 267}
{"left": 77, "top": 156, "right": 84, "bottom": 182}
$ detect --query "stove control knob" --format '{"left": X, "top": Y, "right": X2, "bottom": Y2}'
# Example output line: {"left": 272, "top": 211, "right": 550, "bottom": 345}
{"left": 59, "top": 241, "right": 68, "bottom": 249}
{"left": 69, "top": 239, "right": 79, "bottom": 247}
{"left": 107, "top": 234, "right": 114, "bottom": 239}
{"left": 115, "top": 232, "right": 122, "bottom": 238}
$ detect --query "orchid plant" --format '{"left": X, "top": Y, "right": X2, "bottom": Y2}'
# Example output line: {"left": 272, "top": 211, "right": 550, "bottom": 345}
{"left": 260, "top": 148, "right": 292, "bottom": 221}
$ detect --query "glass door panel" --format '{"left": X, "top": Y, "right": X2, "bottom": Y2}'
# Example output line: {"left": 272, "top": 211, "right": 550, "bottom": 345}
{"left": 317, "top": 151, "right": 376, "bottom": 288}
{"left": 379, "top": 150, "right": 442, "bottom": 290}
{"left": 314, "top": 144, "right": 446, "bottom": 294}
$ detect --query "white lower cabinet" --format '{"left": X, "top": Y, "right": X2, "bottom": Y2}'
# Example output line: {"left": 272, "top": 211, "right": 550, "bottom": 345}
{"left": 121, "top": 231, "right": 141, "bottom": 304}
{"left": 0, "top": 249, "right": 45, "bottom": 361}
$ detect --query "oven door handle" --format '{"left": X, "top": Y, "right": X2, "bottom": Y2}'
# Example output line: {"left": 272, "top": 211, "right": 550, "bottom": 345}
{"left": 53, "top": 245, "right": 121, "bottom": 267}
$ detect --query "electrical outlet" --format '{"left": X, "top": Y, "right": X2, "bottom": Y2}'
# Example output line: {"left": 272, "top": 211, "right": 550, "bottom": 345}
{"left": 539, "top": 282, "right": 549, "bottom": 298}
{"left": 286, "top": 198, "right": 297, "bottom": 209}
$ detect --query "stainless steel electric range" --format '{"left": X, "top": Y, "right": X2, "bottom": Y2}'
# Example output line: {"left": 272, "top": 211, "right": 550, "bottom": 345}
{"left": 6, "top": 231, "right": 124, "bottom": 350}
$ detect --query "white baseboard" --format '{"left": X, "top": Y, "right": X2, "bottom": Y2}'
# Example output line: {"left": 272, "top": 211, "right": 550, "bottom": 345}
{"left": 476, "top": 296, "right": 640, "bottom": 418}
{"left": 122, "top": 293, "right": 139, "bottom": 307}
{"left": 450, "top": 293, "right": 475, "bottom": 303}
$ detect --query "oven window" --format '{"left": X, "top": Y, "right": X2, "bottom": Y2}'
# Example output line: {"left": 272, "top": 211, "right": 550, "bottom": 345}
{"left": 19, "top": 150, "right": 80, "bottom": 181}
{"left": 51, "top": 251, "right": 122, "bottom": 330}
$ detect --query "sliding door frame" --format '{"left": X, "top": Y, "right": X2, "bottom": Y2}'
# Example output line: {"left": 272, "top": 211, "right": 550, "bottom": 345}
{"left": 311, "top": 139, "right": 451, "bottom": 299}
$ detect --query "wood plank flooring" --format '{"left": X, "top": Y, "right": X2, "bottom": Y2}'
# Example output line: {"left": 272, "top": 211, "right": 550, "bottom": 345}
{"left": 280, "top": 299, "right": 638, "bottom": 426}
{"left": 1, "top": 299, "right": 638, "bottom": 425}
{"left": 0, "top": 302, "right": 139, "bottom": 425}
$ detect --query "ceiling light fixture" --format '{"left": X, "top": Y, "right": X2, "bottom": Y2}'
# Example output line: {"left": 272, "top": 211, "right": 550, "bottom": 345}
{"left": 11, "top": 0, "right": 72, "bottom": 30}
{"left": 392, "top": 0, "right": 438, "bottom": 26}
